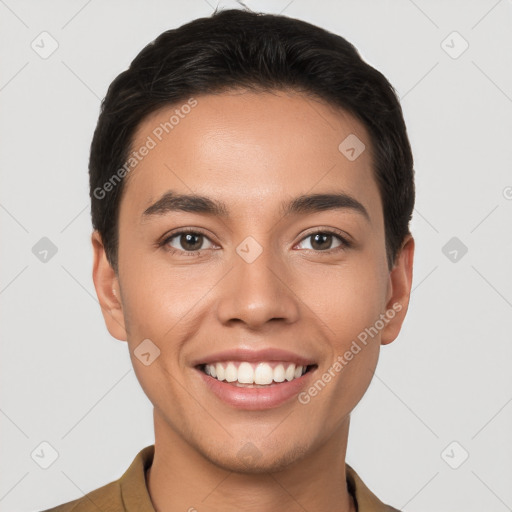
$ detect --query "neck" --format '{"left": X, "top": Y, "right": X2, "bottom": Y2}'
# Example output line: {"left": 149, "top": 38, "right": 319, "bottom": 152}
{"left": 147, "top": 409, "right": 356, "bottom": 512}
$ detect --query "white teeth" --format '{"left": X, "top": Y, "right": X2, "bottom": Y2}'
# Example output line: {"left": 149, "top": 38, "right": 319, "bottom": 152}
{"left": 273, "top": 364, "right": 285, "bottom": 382}
{"left": 238, "top": 362, "right": 254, "bottom": 384}
{"left": 285, "top": 364, "right": 296, "bottom": 381}
{"left": 215, "top": 363, "right": 225, "bottom": 381}
{"left": 254, "top": 362, "right": 273, "bottom": 385}
{"left": 203, "top": 361, "right": 309, "bottom": 385}
{"left": 225, "top": 362, "right": 237, "bottom": 382}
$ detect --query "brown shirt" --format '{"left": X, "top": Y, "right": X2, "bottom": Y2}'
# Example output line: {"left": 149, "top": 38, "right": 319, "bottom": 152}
{"left": 41, "top": 445, "right": 401, "bottom": 512}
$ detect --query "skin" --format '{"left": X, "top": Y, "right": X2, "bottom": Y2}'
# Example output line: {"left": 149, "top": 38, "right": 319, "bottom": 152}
{"left": 92, "top": 89, "right": 414, "bottom": 512}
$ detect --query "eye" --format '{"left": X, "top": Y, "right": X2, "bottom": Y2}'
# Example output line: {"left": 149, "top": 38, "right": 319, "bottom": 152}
{"left": 295, "top": 230, "right": 351, "bottom": 252}
{"left": 162, "top": 229, "right": 216, "bottom": 255}
{"left": 160, "top": 227, "right": 352, "bottom": 256}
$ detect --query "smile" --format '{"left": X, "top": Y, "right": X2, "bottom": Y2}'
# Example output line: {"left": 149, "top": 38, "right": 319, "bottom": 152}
{"left": 195, "top": 361, "right": 318, "bottom": 410}
{"left": 200, "top": 361, "right": 315, "bottom": 387}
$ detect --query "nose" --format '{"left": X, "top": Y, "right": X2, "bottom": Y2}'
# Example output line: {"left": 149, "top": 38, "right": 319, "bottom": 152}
{"left": 215, "top": 245, "right": 300, "bottom": 330}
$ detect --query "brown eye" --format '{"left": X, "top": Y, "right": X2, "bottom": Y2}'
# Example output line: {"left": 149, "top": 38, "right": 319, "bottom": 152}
{"left": 164, "top": 231, "right": 215, "bottom": 253}
{"left": 179, "top": 233, "right": 203, "bottom": 251}
{"left": 296, "top": 230, "right": 349, "bottom": 252}
{"left": 310, "top": 233, "right": 334, "bottom": 251}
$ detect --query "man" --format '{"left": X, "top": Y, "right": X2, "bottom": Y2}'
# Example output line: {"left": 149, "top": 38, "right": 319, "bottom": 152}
{"left": 44, "top": 7, "right": 414, "bottom": 512}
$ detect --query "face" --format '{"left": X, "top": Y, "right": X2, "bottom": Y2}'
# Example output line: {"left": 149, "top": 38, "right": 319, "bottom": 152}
{"left": 93, "top": 89, "right": 413, "bottom": 473}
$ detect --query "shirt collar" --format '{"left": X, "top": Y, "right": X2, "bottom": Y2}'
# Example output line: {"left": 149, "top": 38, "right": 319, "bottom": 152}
{"left": 119, "top": 445, "right": 399, "bottom": 512}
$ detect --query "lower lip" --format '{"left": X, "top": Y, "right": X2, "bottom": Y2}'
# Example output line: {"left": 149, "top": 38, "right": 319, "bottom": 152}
{"left": 195, "top": 367, "right": 316, "bottom": 410}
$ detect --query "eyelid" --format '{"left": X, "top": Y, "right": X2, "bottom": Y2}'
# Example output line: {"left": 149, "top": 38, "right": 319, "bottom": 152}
{"left": 159, "top": 227, "right": 218, "bottom": 247}
{"left": 295, "top": 226, "right": 353, "bottom": 247}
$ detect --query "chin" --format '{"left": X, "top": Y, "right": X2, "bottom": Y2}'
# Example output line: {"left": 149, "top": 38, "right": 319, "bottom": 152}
{"left": 204, "top": 442, "right": 310, "bottom": 474}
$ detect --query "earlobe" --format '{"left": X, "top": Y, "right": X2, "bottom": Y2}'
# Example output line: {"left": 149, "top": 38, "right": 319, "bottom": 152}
{"left": 380, "top": 235, "right": 415, "bottom": 346}
{"left": 91, "top": 231, "right": 128, "bottom": 341}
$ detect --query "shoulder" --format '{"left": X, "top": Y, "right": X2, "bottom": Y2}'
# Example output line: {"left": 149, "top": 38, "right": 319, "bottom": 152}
{"left": 346, "top": 463, "right": 402, "bottom": 512}
{"left": 38, "top": 480, "right": 122, "bottom": 512}
{"left": 37, "top": 445, "right": 155, "bottom": 512}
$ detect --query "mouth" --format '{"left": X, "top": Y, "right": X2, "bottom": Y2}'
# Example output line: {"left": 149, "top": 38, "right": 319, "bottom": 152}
{"left": 191, "top": 347, "right": 319, "bottom": 410}
{"left": 196, "top": 361, "right": 318, "bottom": 388}
{"left": 194, "top": 360, "right": 318, "bottom": 410}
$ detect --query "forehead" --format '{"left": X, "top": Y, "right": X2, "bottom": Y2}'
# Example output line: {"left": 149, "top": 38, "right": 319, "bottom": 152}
{"left": 122, "top": 89, "right": 381, "bottom": 220}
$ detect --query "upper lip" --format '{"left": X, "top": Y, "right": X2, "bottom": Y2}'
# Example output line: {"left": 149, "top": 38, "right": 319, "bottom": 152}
{"left": 192, "top": 348, "right": 317, "bottom": 367}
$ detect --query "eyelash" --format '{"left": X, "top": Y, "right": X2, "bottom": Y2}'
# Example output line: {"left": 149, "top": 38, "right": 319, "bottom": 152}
{"left": 159, "top": 227, "right": 352, "bottom": 257}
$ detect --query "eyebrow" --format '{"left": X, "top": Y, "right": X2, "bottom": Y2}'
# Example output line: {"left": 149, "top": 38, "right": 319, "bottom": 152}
{"left": 142, "top": 190, "right": 370, "bottom": 221}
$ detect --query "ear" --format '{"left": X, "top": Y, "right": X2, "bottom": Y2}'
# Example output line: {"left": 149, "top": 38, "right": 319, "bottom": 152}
{"left": 381, "top": 234, "right": 415, "bottom": 346}
{"left": 91, "top": 231, "right": 127, "bottom": 341}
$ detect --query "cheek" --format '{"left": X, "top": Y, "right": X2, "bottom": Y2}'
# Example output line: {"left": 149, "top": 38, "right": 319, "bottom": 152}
{"left": 299, "top": 257, "right": 389, "bottom": 347}
{"left": 117, "top": 249, "right": 218, "bottom": 350}
{"left": 299, "top": 258, "right": 387, "bottom": 417}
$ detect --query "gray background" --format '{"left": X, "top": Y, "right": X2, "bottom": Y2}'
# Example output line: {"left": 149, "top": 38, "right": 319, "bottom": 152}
{"left": 1, "top": 0, "right": 511, "bottom": 511}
